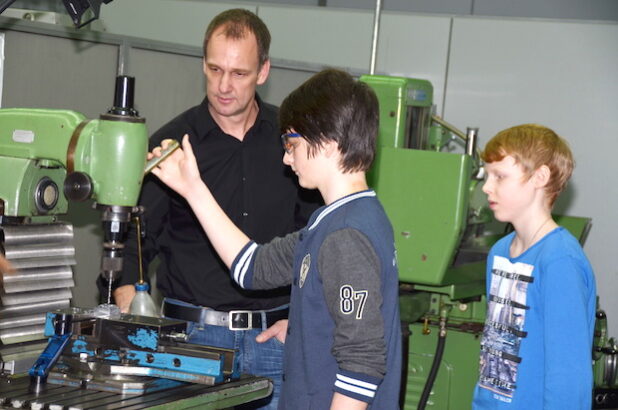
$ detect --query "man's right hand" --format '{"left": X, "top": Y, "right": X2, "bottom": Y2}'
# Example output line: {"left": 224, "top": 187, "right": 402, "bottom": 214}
{"left": 113, "top": 284, "right": 136, "bottom": 313}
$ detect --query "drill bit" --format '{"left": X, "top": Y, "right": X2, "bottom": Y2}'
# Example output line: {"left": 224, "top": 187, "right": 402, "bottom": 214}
{"left": 107, "top": 279, "right": 113, "bottom": 305}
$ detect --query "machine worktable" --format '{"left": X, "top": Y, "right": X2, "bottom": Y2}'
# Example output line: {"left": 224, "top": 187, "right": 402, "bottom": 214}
{"left": 0, "top": 374, "right": 272, "bottom": 409}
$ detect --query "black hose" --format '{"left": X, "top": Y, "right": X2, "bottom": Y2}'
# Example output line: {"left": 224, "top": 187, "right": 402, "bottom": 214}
{"left": 417, "top": 331, "right": 447, "bottom": 410}
{"left": 399, "top": 322, "right": 411, "bottom": 408}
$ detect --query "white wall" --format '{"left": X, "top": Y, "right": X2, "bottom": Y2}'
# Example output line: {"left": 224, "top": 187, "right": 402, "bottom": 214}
{"left": 445, "top": 15, "right": 618, "bottom": 323}
{"left": 100, "top": 0, "right": 253, "bottom": 48}
{"left": 99, "top": 2, "right": 618, "bottom": 332}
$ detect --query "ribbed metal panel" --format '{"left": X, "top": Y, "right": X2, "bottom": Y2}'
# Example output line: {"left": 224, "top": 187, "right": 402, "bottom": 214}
{"left": 0, "top": 299, "right": 69, "bottom": 318}
{"left": 0, "top": 222, "right": 75, "bottom": 374}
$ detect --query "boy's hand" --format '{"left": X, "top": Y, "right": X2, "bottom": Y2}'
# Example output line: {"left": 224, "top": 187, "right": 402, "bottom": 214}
{"left": 150, "top": 134, "right": 201, "bottom": 199}
{"left": 256, "top": 319, "right": 288, "bottom": 344}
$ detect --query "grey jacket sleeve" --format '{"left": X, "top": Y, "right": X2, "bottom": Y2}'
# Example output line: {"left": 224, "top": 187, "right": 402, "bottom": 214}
{"left": 318, "top": 228, "right": 387, "bottom": 379}
{"left": 250, "top": 231, "right": 301, "bottom": 290}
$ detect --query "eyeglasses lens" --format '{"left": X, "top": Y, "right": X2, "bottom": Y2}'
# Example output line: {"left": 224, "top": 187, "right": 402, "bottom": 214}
{"left": 281, "top": 133, "right": 298, "bottom": 154}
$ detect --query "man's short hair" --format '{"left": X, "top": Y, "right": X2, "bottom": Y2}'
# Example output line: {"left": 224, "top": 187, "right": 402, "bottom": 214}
{"left": 279, "top": 69, "right": 379, "bottom": 173}
{"left": 203, "top": 9, "right": 271, "bottom": 68}
{"left": 481, "top": 123, "right": 574, "bottom": 206}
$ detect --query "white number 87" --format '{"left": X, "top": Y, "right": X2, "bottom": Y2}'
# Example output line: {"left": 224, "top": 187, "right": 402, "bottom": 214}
{"left": 339, "top": 285, "right": 368, "bottom": 319}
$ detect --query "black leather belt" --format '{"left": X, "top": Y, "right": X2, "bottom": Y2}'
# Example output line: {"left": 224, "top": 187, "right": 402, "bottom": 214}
{"left": 163, "top": 300, "right": 289, "bottom": 330}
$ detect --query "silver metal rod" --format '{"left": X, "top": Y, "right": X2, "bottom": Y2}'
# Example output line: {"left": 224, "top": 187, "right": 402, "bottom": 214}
{"left": 1, "top": 288, "right": 72, "bottom": 306}
{"left": 1, "top": 223, "right": 73, "bottom": 245}
{"left": 0, "top": 313, "right": 46, "bottom": 329}
{"left": 3, "top": 279, "right": 75, "bottom": 294}
{"left": 0, "top": 324, "right": 45, "bottom": 342}
{"left": 2, "top": 266, "right": 73, "bottom": 283}
{"left": 4, "top": 243, "right": 75, "bottom": 260}
{"left": 9, "top": 256, "right": 77, "bottom": 270}
{"left": 369, "top": 0, "right": 382, "bottom": 75}
{"left": 466, "top": 127, "right": 479, "bottom": 157}
{"left": 0, "top": 300, "right": 70, "bottom": 318}
{"left": 431, "top": 115, "right": 467, "bottom": 140}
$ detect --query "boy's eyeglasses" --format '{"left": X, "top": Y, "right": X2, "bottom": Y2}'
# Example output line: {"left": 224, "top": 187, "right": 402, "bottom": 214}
{"left": 281, "top": 132, "right": 301, "bottom": 154}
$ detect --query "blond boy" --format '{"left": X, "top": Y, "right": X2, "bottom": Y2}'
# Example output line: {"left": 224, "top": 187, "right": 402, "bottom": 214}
{"left": 472, "top": 124, "right": 596, "bottom": 409}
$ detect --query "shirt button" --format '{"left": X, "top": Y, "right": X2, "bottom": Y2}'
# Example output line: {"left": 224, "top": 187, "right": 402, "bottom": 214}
{"left": 243, "top": 212, "right": 248, "bottom": 217}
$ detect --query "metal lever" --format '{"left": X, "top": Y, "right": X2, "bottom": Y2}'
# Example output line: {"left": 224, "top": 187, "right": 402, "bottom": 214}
{"left": 144, "top": 139, "right": 180, "bottom": 175}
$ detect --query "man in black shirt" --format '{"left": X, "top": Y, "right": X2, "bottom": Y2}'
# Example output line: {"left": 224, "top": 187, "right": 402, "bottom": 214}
{"left": 105, "top": 9, "right": 318, "bottom": 410}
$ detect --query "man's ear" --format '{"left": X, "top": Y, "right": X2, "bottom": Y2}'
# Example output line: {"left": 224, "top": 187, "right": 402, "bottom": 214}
{"left": 257, "top": 59, "right": 271, "bottom": 85}
{"left": 533, "top": 165, "right": 551, "bottom": 188}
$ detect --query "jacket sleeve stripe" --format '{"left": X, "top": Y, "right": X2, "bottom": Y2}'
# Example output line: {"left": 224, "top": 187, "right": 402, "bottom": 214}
{"left": 233, "top": 241, "right": 258, "bottom": 288}
{"left": 335, "top": 374, "right": 377, "bottom": 398}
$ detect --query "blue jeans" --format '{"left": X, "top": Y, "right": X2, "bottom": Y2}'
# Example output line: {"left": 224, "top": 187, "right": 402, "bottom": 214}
{"left": 164, "top": 298, "right": 285, "bottom": 410}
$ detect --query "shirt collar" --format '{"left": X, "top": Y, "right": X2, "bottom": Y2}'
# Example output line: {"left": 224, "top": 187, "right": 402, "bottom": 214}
{"left": 307, "top": 190, "right": 376, "bottom": 231}
{"left": 195, "top": 93, "right": 275, "bottom": 141}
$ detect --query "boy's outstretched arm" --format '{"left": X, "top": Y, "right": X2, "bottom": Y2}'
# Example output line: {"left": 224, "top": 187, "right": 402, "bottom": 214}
{"left": 150, "top": 135, "right": 250, "bottom": 268}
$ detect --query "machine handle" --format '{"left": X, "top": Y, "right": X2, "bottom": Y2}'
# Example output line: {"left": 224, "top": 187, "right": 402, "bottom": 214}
{"left": 144, "top": 139, "right": 180, "bottom": 175}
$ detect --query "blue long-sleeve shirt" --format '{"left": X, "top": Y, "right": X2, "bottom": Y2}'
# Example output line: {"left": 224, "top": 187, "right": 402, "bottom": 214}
{"left": 472, "top": 227, "right": 596, "bottom": 409}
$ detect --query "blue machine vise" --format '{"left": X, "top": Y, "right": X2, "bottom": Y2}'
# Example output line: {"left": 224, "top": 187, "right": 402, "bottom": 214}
{"left": 29, "top": 307, "right": 240, "bottom": 394}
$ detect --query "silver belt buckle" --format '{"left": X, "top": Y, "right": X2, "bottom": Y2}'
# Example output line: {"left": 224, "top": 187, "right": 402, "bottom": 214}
{"left": 228, "top": 310, "right": 252, "bottom": 330}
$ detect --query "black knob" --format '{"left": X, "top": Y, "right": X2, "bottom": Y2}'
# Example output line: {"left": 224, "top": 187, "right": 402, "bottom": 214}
{"left": 64, "top": 172, "right": 92, "bottom": 202}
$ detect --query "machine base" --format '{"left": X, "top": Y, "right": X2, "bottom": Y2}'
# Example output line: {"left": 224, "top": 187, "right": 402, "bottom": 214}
{"left": 0, "top": 374, "right": 272, "bottom": 409}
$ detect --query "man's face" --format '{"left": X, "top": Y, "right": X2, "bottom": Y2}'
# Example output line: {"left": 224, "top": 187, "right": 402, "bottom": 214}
{"left": 203, "top": 27, "right": 270, "bottom": 121}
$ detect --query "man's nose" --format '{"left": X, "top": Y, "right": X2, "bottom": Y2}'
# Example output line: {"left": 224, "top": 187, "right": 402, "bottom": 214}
{"left": 219, "top": 73, "right": 232, "bottom": 93}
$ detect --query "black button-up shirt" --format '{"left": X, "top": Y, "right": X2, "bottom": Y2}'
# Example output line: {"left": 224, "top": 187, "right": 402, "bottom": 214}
{"left": 113, "top": 95, "right": 319, "bottom": 311}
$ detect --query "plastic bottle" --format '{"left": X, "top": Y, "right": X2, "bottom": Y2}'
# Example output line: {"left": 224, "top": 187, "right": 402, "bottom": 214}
{"left": 129, "top": 282, "right": 159, "bottom": 317}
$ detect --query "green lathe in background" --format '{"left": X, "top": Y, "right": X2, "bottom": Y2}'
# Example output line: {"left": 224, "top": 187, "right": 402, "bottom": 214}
{"left": 360, "top": 74, "right": 618, "bottom": 409}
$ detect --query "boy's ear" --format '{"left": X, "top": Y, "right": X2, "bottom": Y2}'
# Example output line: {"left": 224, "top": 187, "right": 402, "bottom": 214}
{"left": 323, "top": 140, "right": 339, "bottom": 158}
{"left": 533, "top": 165, "right": 551, "bottom": 188}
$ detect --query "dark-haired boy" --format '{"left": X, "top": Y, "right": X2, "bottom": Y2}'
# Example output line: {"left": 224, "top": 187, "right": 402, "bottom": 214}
{"left": 151, "top": 69, "right": 402, "bottom": 409}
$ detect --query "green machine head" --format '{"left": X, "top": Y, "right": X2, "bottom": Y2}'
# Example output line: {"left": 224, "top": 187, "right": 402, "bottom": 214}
{"left": 0, "top": 76, "right": 149, "bottom": 284}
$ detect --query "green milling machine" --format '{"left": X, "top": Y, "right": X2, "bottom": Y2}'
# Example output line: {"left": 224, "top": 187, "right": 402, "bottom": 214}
{"left": 0, "top": 77, "right": 272, "bottom": 408}
{"left": 359, "top": 74, "right": 618, "bottom": 409}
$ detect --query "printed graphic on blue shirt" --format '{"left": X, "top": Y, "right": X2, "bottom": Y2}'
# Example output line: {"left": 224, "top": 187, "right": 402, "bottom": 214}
{"left": 478, "top": 255, "right": 534, "bottom": 401}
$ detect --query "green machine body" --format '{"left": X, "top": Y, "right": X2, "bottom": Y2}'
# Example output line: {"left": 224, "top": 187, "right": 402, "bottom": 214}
{"left": 0, "top": 76, "right": 149, "bottom": 285}
{"left": 0, "top": 108, "right": 148, "bottom": 218}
